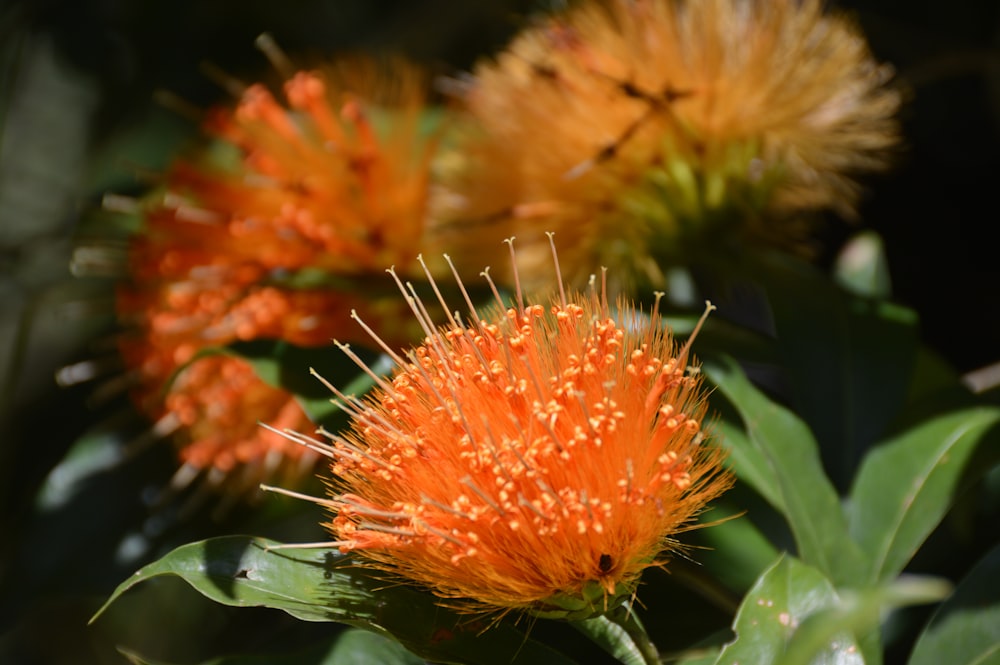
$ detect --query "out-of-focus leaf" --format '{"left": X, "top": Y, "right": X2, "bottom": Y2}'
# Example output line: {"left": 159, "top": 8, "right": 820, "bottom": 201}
{"left": 904, "top": 348, "right": 962, "bottom": 407}
{"left": 0, "top": 415, "right": 177, "bottom": 618}
{"left": 666, "top": 313, "right": 779, "bottom": 368}
{"left": 705, "top": 357, "right": 864, "bottom": 586}
{"left": 118, "top": 629, "right": 424, "bottom": 665}
{"left": 33, "top": 423, "right": 128, "bottom": 511}
{"left": 715, "top": 555, "right": 862, "bottom": 665}
{"left": 221, "top": 629, "right": 423, "bottom": 665}
{"left": 662, "top": 630, "right": 730, "bottom": 665}
{"left": 218, "top": 341, "right": 390, "bottom": 428}
{"left": 711, "top": 417, "right": 783, "bottom": 511}
{"left": 83, "top": 106, "right": 194, "bottom": 195}
{"left": 91, "top": 536, "right": 578, "bottom": 665}
{"left": 311, "top": 629, "right": 424, "bottom": 665}
{"left": 757, "top": 255, "right": 920, "bottom": 490}
{"left": 847, "top": 404, "right": 1000, "bottom": 583}
{"left": 691, "top": 503, "right": 781, "bottom": 596}
{"left": 777, "top": 576, "right": 950, "bottom": 665}
{"left": 117, "top": 648, "right": 167, "bottom": 665}
{"left": 834, "top": 231, "right": 892, "bottom": 299}
{"left": 908, "top": 544, "right": 1000, "bottom": 665}
{"left": 298, "top": 354, "right": 394, "bottom": 427}
{"left": 571, "top": 612, "right": 646, "bottom": 665}
{"left": 673, "top": 647, "right": 721, "bottom": 665}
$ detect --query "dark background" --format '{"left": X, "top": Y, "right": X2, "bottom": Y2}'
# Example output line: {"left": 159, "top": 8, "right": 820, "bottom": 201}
{"left": 1, "top": 1, "right": 998, "bottom": 663}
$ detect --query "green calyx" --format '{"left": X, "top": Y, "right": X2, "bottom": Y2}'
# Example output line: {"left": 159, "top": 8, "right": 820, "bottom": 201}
{"left": 530, "top": 579, "right": 634, "bottom": 621}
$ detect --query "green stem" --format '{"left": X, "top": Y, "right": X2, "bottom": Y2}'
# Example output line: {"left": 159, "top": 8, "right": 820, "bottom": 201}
{"left": 608, "top": 602, "right": 661, "bottom": 665}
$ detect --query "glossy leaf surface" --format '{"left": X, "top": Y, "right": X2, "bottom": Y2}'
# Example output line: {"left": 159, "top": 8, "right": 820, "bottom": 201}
{"left": 715, "top": 555, "right": 862, "bottom": 665}
{"left": 92, "top": 536, "right": 578, "bottom": 665}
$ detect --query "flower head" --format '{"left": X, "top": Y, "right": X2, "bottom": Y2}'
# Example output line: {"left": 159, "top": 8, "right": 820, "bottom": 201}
{"left": 165, "top": 355, "right": 317, "bottom": 488}
{"left": 436, "top": 0, "right": 901, "bottom": 290}
{"left": 279, "top": 237, "right": 731, "bottom": 617}
{"left": 115, "top": 52, "right": 443, "bottom": 498}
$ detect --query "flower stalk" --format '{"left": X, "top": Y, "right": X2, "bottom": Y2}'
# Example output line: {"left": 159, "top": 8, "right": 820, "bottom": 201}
{"left": 607, "top": 602, "right": 661, "bottom": 665}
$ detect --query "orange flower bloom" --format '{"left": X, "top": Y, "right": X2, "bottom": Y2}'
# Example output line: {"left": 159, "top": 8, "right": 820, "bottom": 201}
{"left": 172, "top": 59, "right": 437, "bottom": 274}
{"left": 166, "top": 355, "right": 317, "bottom": 489}
{"left": 436, "top": 0, "right": 901, "bottom": 290}
{"left": 116, "top": 54, "right": 442, "bottom": 496}
{"left": 272, "top": 238, "right": 731, "bottom": 617}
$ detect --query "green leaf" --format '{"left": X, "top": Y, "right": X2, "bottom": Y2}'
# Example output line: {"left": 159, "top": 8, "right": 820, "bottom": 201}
{"left": 667, "top": 313, "right": 779, "bottom": 369}
{"left": 777, "top": 576, "right": 950, "bottom": 665}
{"left": 223, "top": 340, "right": 390, "bottom": 427}
{"left": 571, "top": 613, "right": 646, "bottom": 665}
{"left": 711, "top": 416, "right": 783, "bottom": 511}
{"left": 304, "top": 629, "right": 425, "bottom": 665}
{"left": 658, "top": 630, "right": 729, "bottom": 665}
{"left": 117, "top": 629, "right": 425, "bottom": 665}
{"left": 715, "top": 555, "right": 862, "bottom": 665}
{"left": 82, "top": 106, "right": 194, "bottom": 195}
{"left": 757, "top": 254, "right": 920, "bottom": 489}
{"left": 847, "top": 404, "right": 1000, "bottom": 583}
{"left": 690, "top": 502, "right": 782, "bottom": 596}
{"left": 705, "top": 357, "right": 864, "bottom": 585}
{"left": 210, "top": 629, "right": 424, "bottom": 665}
{"left": 673, "top": 647, "right": 722, "bottom": 665}
{"left": 92, "top": 536, "right": 578, "bottom": 665}
{"left": 908, "top": 544, "right": 1000, "bottom": 665}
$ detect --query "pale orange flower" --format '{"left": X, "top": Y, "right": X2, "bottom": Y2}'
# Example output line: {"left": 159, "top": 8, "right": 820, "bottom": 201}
{"left": 270, "top": 238, "right": 731, "bottom": 617}
{"left": 114, "top": 53, "right": 443, "bottom": 498}
{"left": 436, "top": 0, "right": 901, "bottom": 291}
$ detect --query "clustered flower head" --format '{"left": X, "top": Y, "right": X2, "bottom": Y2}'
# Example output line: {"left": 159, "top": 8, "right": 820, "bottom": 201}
{"left": 116, "top": 49, "right": 443, "bottom": 499}
{"left": 273, "top": 237, "right": 731, "bottom": 618}
{"left": 435, "top": 0, "right": 902, "bottom": 291}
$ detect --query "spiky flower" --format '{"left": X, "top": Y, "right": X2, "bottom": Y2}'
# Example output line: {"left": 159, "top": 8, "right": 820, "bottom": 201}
{"left": 271, "top": 237, "right": 731, "bottom": 617}
{"left": 436, "top": 0, "right": 901, "bottom": 290}
{"left": 116, "top": 52, "right": 442, "bottom": 498}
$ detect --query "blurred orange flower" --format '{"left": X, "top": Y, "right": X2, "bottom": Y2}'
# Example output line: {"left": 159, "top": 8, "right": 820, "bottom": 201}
{"left": 437, "top": 0, "right": 901, "bottom": 291}
{"left": 116, "top": 56, "right": 443, "bottom": 499}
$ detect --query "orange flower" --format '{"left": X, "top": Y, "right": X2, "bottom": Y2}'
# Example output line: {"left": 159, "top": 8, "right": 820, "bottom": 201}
{"left": 166, "top": 355, "right": 317, "bottom": 491}
{"left": 436, "top": 0, "right": 901, "bottom": 290}
{"left": 115, "top": 53, "right": 442, "bottom": 497}
{"left": 170, "top": 58, "right": 437, "bottom": 274}
{"left": 270, "top": 237, "right": 731, "bottom": 617}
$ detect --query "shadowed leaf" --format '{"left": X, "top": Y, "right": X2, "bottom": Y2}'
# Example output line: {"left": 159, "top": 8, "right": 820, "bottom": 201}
{"left": 908, "top": 543, "right": 1000, "bottom": 665}
{"left": 705, "top": 357, "right": 864, "bottom": 585}
{"left": 92, "top": 536, "right": 579, "bottom": 665}
{"left": 848, "top": 404, "right": 1000, "bottom": 583}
